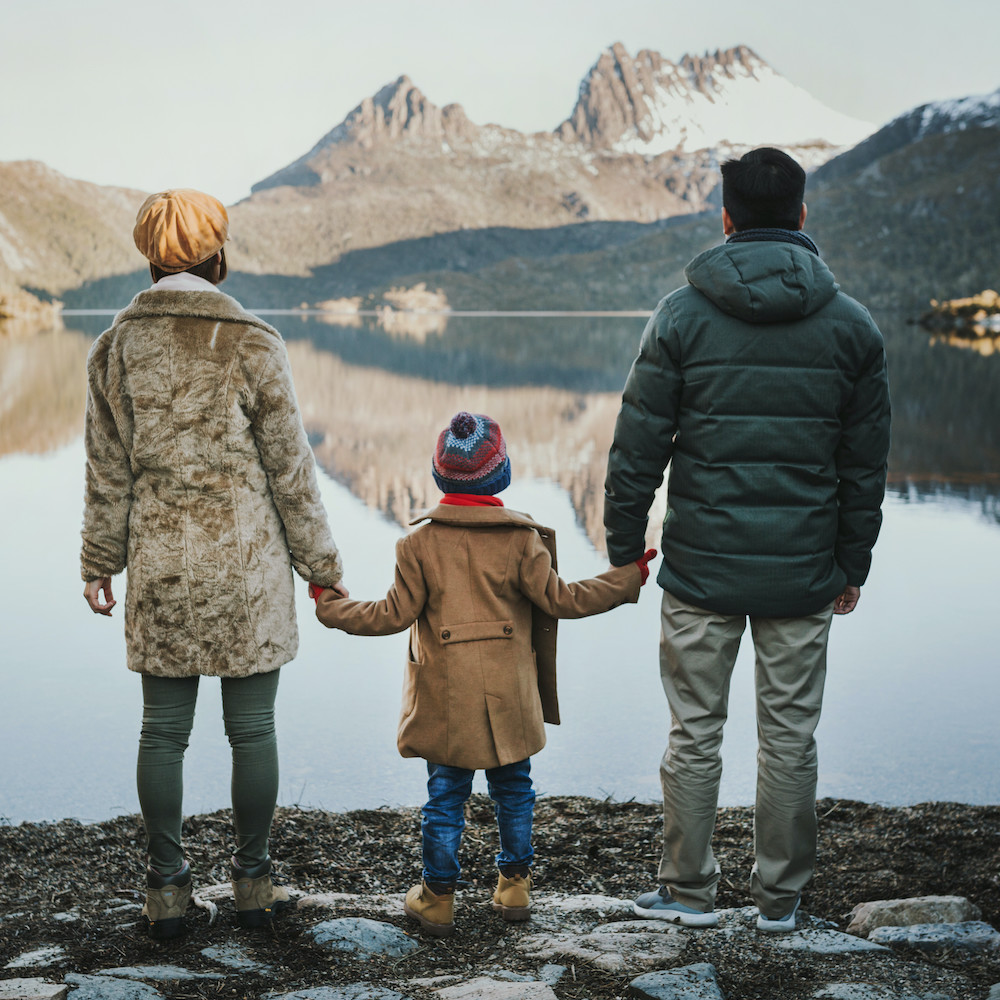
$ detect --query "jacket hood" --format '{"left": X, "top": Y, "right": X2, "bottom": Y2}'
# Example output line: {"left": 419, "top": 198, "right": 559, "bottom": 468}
{"left": 113, "top": 289, "right": 280, "bottom": 337}
{"left": 684, "top": 242, "right": 839, "bottom": 324}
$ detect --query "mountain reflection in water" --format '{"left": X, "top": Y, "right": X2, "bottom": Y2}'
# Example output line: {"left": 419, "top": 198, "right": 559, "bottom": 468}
{"left": 15, "top": 308, "right": 997, "bottom": 535}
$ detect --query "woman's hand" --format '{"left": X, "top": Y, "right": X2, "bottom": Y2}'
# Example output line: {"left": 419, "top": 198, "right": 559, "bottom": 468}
{"left": 84, "top": 577, "right": 116, "bottom": 616}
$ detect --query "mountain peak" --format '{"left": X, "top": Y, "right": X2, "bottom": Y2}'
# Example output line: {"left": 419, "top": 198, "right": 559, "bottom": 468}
{"left": 559, "top": 43, "right": 871, "bottom": 154}
{"left": 252, "top": 77, "right": 476, "bottom": 193}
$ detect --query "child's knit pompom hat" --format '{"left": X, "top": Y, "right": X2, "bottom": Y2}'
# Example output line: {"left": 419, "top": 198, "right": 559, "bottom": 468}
{"left": 432, "top": 412, "right": 511, "bottom": 495}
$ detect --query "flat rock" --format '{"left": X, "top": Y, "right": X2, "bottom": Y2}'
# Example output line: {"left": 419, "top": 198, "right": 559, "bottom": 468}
{"left": 525, "top": 892, "right": 634, "bottom": 931}
{"left": 298, "top": 892, "right": 403, "bottom": 921}
{"left": 767, "top": 928, "right": 890, "bottom": 954}
{"left": 538, "top": 966, "right": 565, "bottom": 985}
{"left": 434, "top": 978, "right": 558, "bottom": 1000}
{"left": 869, "top": 920, "right": 1000, "bottom": 954}
{"left": 0, "top": 979, "right": 68, "bottom": 1000}
{"left": 95, "top": 966, "right": 224, "bottom": 982}
{"left": 266, "top": 988, "right": 411, "bottom": 1000}
{"left": 599, "top": 919, "right": 695, "bottom": 934}
{"left": 629, "top": 962, "right": 724, "bottom": 999}
{"left": 535, "top": 892, "right": 633, "bottom": 918}
{"left": 988, "top": 985, "right": 1000, "bottom": 1000}
{"left": 812, "top": 985, "right": 953, "bottom": 999}
{"left": 518, "top": 926, "right": 686, "bottom": 972}
{"left": 308, "top": 917, "right": 420, "bottom": 959}
{"left": 200, "top": 945, "right": 270, "bottom": 972}
{"left": 5, "top": 946, "right": 68, "bottom": 969}
{"left": 63, "top": 975, "right": 164, "bottom": 1000}
{"left": 846, "top": 895, "right": 982, "bottom": 936}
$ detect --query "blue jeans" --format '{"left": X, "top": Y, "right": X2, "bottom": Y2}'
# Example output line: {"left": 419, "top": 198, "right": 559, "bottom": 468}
{"left": 421, "top": 758, "right": 535, "bottom": 884}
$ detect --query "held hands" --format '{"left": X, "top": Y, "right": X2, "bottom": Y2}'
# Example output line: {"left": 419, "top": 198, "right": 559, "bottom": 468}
{"left": 635, "top": 549, "right": 658, "bottom": 586}
{"left": 833, "top": 585, "right": 860, "bottom": 615}
{"left": 84, "top": 577, "right": 116, "bottom": 616}
{"left": 308, "top": 581, "right": 350, "bottom": 603}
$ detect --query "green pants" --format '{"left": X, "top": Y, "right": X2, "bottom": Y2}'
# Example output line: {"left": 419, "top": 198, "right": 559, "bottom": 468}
{"left": 657, "top": 590, "right": 833, "bottom": 917}
{"left": 137, "top": 670, "right": 281, "bottom": 873}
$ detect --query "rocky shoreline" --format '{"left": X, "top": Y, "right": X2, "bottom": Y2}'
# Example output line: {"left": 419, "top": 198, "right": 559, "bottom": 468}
{"left": 0, "top": 286, "right": 62, "bottom": 338}
{"left": 2, "top": 797, "right": 999, "bottom": 999}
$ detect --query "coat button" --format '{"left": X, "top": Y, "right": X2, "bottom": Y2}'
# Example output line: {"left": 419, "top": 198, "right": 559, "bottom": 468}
{"left": 503, "top": 625, "right": 513, "bottom": 635}
{"left": 441, "top": 630, "right": 451, "bottom": 640}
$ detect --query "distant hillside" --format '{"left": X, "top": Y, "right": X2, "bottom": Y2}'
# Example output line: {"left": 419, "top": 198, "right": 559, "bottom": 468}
{"left": 0, "top": 161, "right": 144, "bottom": 298}
{"left": 272, "top": 121, "right": 997, "bottom": 316}
{"left": 813, "top": 86, "right": 1000, "bottom": 184}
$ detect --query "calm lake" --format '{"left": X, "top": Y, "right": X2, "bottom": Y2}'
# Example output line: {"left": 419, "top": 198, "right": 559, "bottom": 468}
{"left": 1, "top": 308, "right": 998, "bottom": 824}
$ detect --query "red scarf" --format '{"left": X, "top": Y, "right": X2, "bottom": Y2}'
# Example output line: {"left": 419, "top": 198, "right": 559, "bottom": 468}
{"left": 440, "top": 493, "right": 504, "bottom": 507}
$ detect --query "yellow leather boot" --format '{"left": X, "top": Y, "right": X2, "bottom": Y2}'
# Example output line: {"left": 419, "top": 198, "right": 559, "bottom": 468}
{"left": 403, "top": 880, "right": 456, "bottom": 936}
{"left": 492, "top": 869, "right": 532, "bottom": 921}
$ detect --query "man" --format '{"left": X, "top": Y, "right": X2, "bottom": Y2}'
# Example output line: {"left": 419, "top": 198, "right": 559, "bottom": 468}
{"left": 604, "top": 147, "right": 890, "bottom": 932}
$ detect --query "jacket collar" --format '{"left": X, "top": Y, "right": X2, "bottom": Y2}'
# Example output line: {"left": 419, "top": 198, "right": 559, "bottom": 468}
{"left": 410, "top": 503, "right": 549, "bottom": 533}
{"left": 113, "top": 288, "right": 279, "bottom": 336}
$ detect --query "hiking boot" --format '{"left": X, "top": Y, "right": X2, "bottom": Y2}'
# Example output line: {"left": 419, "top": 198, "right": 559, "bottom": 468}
{"left": 142, "top": 861, "right": 192, "bottom": 940}
{"left": 231, "top": 856, "right": 295, "bottom": 928}
{"left": 492, "top": 869, "right": 532, "bottom": 922}
{"left": 632, "top": 885, "right": 719, "bottom": 927}
{"left": 757, "top": 895, "right": 801, "bottom": 933}
{"left": 403, "top": 880, "right": 455, "bottom": 936}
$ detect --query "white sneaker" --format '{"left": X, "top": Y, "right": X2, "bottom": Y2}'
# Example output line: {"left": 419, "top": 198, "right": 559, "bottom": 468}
{"left": 633, "top": 886, "right": 719, "bottom": 927}
{"left": 756, "top": 895, "right": 800, "bottom": 933}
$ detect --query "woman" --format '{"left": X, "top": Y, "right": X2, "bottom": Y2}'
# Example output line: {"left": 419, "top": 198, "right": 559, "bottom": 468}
{"left": 81, "top": 189, "right": 346, "bottom": 939}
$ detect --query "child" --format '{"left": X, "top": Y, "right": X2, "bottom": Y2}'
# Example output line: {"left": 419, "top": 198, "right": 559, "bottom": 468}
{"left": 312, "top": 412, "right": 654, "bottom": 936}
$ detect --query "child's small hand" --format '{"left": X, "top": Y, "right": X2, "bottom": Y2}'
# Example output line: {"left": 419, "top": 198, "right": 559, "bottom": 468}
{"left": 331, "top": 581, "right": 350, "bottom": 598}
{"left": 635, "top": 549, "right": 658, "bottom": 585}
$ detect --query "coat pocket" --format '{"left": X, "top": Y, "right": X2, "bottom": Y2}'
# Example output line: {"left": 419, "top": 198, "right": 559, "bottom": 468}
{"left": 438, "top": 620, "right": 515, "bottom": 644}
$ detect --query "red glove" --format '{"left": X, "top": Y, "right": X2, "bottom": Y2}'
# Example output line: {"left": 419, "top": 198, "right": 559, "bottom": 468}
{"left": 308, "top": 583, "right": 325, "bottom": 603}
{"left": 635, "top": 549, "right": 657, "bottom": 585}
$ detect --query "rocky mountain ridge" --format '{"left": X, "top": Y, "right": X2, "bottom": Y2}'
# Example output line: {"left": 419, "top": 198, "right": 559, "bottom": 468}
{"left": 557, "top": 43, "right": 871, "bottom": 164}
{"left": 253, "top": 44, "right": 870, "bottom": 198}
{"left": 252, "top": 76, "right": 483, "bottom": 192}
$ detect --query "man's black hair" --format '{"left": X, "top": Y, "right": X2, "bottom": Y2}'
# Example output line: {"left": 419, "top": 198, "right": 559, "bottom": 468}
{"left": 720, "top": 147, "right": 806, "bottom": 231}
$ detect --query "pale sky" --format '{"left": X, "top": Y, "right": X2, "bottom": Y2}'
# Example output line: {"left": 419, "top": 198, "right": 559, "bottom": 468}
{"left": 2, "top": 0, "right": 998, "bottom": 205}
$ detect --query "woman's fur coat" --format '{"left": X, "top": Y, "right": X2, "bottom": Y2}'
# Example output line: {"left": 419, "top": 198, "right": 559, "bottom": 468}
{"left": 81, "top": 288, "right": 343, "bottom": 678}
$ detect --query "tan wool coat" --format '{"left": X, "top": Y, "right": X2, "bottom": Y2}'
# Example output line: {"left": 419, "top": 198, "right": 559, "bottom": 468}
{"left": 81, "top": 288, "right": 343, "bottom": 678}
{"left": 315, "top": 504, "right": 640, "bottom": 769}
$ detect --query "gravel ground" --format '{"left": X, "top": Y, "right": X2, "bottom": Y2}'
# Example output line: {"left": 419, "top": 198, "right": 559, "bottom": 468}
{"left": 1, "top": 796, "right": 998, "bottom": 999}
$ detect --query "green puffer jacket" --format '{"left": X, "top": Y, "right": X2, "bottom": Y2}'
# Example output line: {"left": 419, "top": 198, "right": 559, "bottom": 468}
{"left": 605, "top": 239, "right": 891, "bottom": 618}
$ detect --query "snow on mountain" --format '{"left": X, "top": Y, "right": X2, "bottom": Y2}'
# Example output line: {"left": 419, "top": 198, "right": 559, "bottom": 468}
{"left": 560, "top": 43, "right": 874, "bottom": 156}
{"left": 813, "top": 84, "right": 1000, "bottom": 184}
{"left": 913, "top": 86, "right": 1000, "bottom": 134}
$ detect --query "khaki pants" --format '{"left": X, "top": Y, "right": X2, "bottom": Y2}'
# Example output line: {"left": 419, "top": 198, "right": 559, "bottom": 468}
{"left": 657, "top": 589, "right": 833, "bottom": 917}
